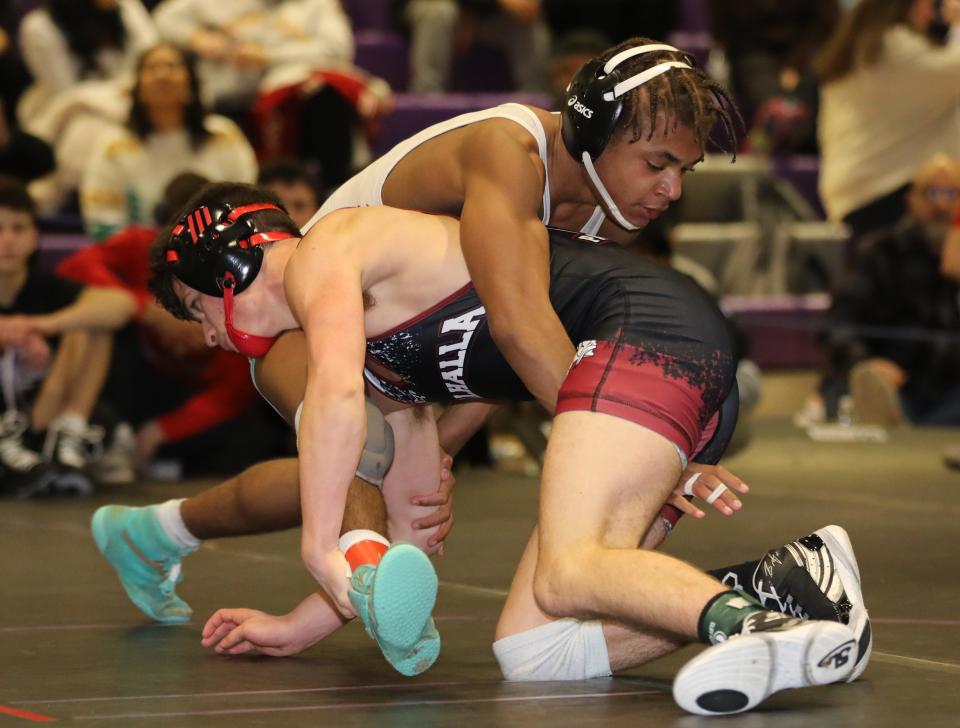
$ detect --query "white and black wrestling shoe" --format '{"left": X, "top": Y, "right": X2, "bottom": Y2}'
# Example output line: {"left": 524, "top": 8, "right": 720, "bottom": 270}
{"left": 673, "top": 612, "right": 858, "bottom": 716}
{"left": 752, "top": 524, "right": 871, "bottom": 682}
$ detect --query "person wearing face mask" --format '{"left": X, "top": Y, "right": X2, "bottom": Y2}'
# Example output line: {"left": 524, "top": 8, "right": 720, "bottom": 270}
{"left": 80, "top": 43, "right": 257, "bottom": 241}
{"left": 818, "top": 154, "right": 960, "bottom": 426}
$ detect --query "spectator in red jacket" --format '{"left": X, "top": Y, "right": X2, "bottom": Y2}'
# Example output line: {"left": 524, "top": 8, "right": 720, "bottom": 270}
{"left": 17, "top": 173, "right": 272, "bottom": 475}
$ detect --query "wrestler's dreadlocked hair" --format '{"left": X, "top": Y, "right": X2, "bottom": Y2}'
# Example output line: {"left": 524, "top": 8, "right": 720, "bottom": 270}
{"left": 600, "top": 37, "right": 742, "bottom": 158}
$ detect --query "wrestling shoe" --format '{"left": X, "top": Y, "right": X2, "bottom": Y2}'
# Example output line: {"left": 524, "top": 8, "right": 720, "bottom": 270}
{"left": 348, "top": 543, "right": 440, "bottom": 676}
{"left": 752, "top": 524, "right": 871, "bottom": 682}
{"left": 91, "top": 505, "right": 195, "bottom": 623}
{"left": 673, "top": 613, "right": 857, "bottom": 716}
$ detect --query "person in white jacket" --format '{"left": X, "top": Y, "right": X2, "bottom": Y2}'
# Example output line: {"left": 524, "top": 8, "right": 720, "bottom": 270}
{"left": 152, "top": 0, "right": 354, "bottom": 107}
{"left": 17, "top": 0, "right": 158, "bottom": 210}
{"left": 816, "top": 0, "right": 960, "bottom": 246}
{"left": 80, "top": 43, "right": 258, "bottom": 240}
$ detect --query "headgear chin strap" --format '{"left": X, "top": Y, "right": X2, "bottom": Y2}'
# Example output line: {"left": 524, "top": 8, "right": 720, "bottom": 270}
{"left": 562, "top": 43, "right": 693, "bottom": 231}
{"left": 222, "top": 272, "right": 279, "bottom": 359}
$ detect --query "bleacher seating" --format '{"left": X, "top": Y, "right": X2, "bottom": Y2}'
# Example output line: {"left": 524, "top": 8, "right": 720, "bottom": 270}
{"left": 723, "top": 294, "right": 829, "bottom": 370}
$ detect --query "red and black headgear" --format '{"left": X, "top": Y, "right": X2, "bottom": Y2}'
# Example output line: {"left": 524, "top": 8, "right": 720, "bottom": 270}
{"left": 163, "top": 202, "right": 292, "bottom": 297}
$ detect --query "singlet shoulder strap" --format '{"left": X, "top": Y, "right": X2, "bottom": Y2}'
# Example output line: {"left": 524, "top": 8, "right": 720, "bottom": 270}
{"left": 496, "top": 104, "right": 551, "bottom": 225}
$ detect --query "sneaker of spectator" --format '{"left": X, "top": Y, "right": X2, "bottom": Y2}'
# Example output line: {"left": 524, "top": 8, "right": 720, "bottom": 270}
{"left": 92, "top": 422, "right": 137, "bottom": 485}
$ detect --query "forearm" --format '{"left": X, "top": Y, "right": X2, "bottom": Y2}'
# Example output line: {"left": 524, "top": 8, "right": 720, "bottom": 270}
{"left": 299, "top": 392, "right": 367, "bottom": 554}
{"left": 37, "top": 287, "right": 138, "bottom": 335}
{"left": 489, "top": 313, "right": 575, "bottom": 414}
{"left": 285, "top": 590, "right": 349, "bottom": 645}
{"left": 436, "top": 401, "right": 499, "bottom": 454}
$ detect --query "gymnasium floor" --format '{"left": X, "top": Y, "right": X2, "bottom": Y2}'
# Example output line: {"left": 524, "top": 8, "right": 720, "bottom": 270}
{"left": 2, "top": 417, "right": 959, "bottom": 726}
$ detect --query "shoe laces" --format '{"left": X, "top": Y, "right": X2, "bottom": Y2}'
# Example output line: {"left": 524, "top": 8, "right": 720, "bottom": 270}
{"left": 46, "top": 420, "right": 105, "bottom": 466}
{"left": 0, "top": 410, "right": 42, "bottom": 470}
{"left": 159, "top": 562, "right": 182, "bottom": 596}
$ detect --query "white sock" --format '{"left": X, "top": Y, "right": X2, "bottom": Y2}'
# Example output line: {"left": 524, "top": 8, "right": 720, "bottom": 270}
{"left": 154, "top": 498, "right": 200, "bottom": 550}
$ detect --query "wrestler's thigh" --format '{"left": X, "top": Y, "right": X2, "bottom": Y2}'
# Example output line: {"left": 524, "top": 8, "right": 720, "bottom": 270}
{"left": 538, "top": 411, "right": 681, "bottom": 561}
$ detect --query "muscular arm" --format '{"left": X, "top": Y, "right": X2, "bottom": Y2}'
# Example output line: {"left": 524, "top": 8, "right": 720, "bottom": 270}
{"left": 459, "top": 125, "right": 575, "bottom": 412}
{"left": 284, "top": 226, "right": 369, "bottom": 614}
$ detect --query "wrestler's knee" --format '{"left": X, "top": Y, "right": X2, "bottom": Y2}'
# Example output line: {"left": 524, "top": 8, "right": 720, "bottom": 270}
{"left": 532, "top": 548, "right": 596, "bottom": 618}
{"left": 493, "top": 619, "right": 611, "bottom": 681}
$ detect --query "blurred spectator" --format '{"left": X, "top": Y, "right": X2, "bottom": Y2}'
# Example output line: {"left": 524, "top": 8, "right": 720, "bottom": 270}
{"left": 153, "top": 0, "right": 354, "bottom": 110}
{"left": 817, "top": 154, "right": 960, "bottom": 426}
{"left": 54, "top": 173, "right": 273, "bottom": 476}
{"left": 80, "top": 43, "right": 257, "bottom": 241}
{"left": 0, "top": 0, "right": 30, "bottom": 123}
{"left": 392, "top": 0, "right": 550, "bottom": 92}
{"left": 707, "top": 0, "right": 839, "bottom": 155}
{"left": 258, "top": 159, "right": 319, "bottom": 230}
{"left": 0, "top": 1, "right": 54, "bottom": 183}
{"left": 0, "top": 175, "right": 135, "bottom": 496}
{"left": 17, "top": 0, "right": 158, "bottom": 213}
{"left": 154, "top": 0, "right": 388, "bottom": 189}
{"left": 815, "top": 0, "right": 960, "bottom": 247}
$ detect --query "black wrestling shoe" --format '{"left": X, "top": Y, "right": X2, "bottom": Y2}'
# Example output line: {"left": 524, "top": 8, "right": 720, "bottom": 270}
{"left": 754, "top": 525, "right": 871, "bottom": 682}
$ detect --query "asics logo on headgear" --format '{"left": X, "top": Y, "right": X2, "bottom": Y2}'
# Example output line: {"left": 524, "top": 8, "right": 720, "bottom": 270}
{"left": 567, "top": 95, "right": 594, "bottom": 119}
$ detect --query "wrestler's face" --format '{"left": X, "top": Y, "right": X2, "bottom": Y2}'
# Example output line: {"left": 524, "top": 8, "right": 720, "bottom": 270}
{"left": 0, "top": 207, "right": 37, "bottom": 275}
{"left": 173, "top": 281, "right": 234, "bottom": 351}
{"left": 591, "top": 121, "right": 702, "bottom": 228}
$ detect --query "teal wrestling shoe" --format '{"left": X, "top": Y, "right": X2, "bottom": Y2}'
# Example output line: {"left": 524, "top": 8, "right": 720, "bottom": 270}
{"left": 349, "top": 543, "right": 440, "bottom": 676}
{"left": 91, "top": 505, "right": 195, "bottom": 623}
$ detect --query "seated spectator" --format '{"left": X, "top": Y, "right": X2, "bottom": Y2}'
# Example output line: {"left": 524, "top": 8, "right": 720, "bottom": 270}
{"left": 0, "top": 0, "right": 53, "bottom": 183}
{"left": 48, "top": 174, "right": 272, "bottom": 476}
{"left": 17, "top": 0, "right": 159, "bottom": 212}
{"left": 257, "top": 159, "right": 319, "bottom": 229}
{"left": 815, "top": 0, "right": 960, "bottom": 244}
{"left": 707, "top": 0, "right": 839, "bottom": 155}
{"left": 154, "top": 0, "right": 387, "bottom": 188}
{"left": 80, "top": 43, "right": 258, "bottom": 241}
{"left": 0, "top": 176, "right": 134, "bottom": 497}
{"left": 393, "top": 0, "right": 550, "bottom": 92}
{"left": 817, "top": 154, "right": 960, "bottom": 426}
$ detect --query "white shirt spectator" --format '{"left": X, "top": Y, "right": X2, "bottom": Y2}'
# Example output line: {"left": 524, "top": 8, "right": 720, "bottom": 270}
{"left": 818, "top": 25, "right": 960, "bottom": 222}
{"left": 18, "top": 0, "right": 158, "bottom": 125}
{"left": 153, "top": 0, "right": 354, "bottom": 105}
{"left": 80, "top": 115, "right": 257, "bottom": 239}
